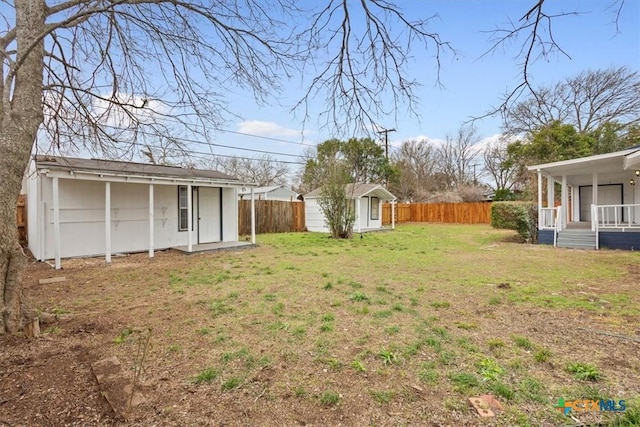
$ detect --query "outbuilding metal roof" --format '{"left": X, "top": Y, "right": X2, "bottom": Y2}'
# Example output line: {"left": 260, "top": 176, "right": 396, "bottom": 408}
{"left": 34, "top": 155, "right": 239, "bottom": 182}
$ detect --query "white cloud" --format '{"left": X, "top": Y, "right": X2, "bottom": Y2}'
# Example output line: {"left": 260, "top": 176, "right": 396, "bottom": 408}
{"left": 389, "top": 135, "right": 446, "bottom": 149}
{"left": 237, "top": 120, "right": 304, "bottom": 139}
{"left": 90, "top": 94, "right": 170, "bottom": 129}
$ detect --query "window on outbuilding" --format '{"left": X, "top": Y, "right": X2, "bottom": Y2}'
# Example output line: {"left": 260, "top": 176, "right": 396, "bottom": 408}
{"left": 370, "top": 197, "right": 379, "bottom": 220}
{"left": 178, "top": 185, "right": 189, "bottom": 231}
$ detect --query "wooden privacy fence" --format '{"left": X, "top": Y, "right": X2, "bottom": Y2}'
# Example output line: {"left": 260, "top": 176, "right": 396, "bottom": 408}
{"left": 382, "top": 202, "right": 491, "bottom": 225}
{"left": 238, "top": 200, "right": 305, "bottom": 235}
{"left": 17, "top": 194, "right": 27, "bottom": 244}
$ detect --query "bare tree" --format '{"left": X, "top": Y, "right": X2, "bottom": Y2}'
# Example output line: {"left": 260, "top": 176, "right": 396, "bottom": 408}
{"left": 140, "top": 136, "right": 195, "bottom": 166}
{"left": 479, "top": 1, "right": 632, "bottom": 120}
{"left": 207, "top": 155, "right": 290, "bottom": 187}
{"left": 389, "top": 139, "right": 438, "bottom": 202}
{"left": 318, "top": 162, "right": 355, "bottom": 239}
{"left": 436, "top": 125, "right": 481, "bottom": 189}
{"left": 483, "top": 136, "right": 520, "bottom": 191}
{"left": 503, "top": 67, "right": 640, "bottom": 135}
{"left": 294, "top": 1, "right": 451, "bottom": 133}
{"left": 2, "top": 1, "right": 451, "bottom": 333}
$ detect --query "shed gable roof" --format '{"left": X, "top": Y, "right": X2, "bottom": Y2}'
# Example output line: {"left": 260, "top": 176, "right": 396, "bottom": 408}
{"left": 305, "top": 182, "right": 395, "bottom": 200}
{"left": 34, "top": 155, "right": 238, "bottom": 182}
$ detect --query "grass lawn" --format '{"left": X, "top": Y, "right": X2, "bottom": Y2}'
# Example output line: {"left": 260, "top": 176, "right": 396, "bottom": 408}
{"left": 5, "top": 223, "right": 640, "bottom": 426}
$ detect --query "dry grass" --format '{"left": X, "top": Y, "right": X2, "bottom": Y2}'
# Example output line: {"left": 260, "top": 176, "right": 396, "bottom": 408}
{"left": 7, "top": 224, "right": 640, "bottom": 426}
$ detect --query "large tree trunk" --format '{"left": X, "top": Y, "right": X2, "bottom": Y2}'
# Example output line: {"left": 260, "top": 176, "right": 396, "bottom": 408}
{"left": 0, "top": 0, "right": 46, "bottom": 334}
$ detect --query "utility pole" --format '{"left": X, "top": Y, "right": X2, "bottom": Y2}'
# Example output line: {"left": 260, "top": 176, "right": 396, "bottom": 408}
{"left": 377, "top": 128, "right": 396, "bottom": 160}
{"left": 377, "top": 127, "right": 396, "bottom": 186}
{"left": 472, "top": 163, "right": 480, "bottom": 184}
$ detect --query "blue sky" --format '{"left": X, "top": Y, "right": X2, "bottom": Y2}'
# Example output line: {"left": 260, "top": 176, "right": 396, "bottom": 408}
{"left": 207, "top": 0, "right": 639, "bottom": 169}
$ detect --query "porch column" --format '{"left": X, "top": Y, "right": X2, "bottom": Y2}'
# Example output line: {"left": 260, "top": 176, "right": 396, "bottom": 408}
{"left": 149, "top": 184, "right": 154, "bottom": 258}
{"left": 187, "top": 184, "right": 193, "bottom": 252}
{"left": 561, "top": 175, "right": 568, "bottom": 228}
{"left": 546, "top": 176, "right": 554, "bottom": 208}
{"left": 391, "top": 200, "right": 395, "bottom": 230}
{"left": 250, "top": 188, "right": 256, "bottom": 244}
{"left": 537, "top": 170, "right": 543, "bottom": 229}
{"left": 52, "top": 176, "right": 61, "bottom": 270}
{"left": 356, "top": 197, "right": 361, "bottom": 233}
{"left": 105, "top": 182, "right": 111, "bottom": 264}
{"left": 592, "top": 172, "right": 598, "bottom": 229}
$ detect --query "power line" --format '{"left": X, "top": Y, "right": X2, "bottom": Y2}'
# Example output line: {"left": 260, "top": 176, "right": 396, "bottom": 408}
{"left": 130, "top": 140, "right": 306, "bottom": 165}
{"left": 217, "top": 128, "right": 315, "bottom": 147}
{"left": 132, "top": 128, "right": 303, "bottom": 158}
{"left": 46, "top": 132, "right": 307, "bottom": 165}
{"left": 100, "top": 117, "right": 316, "bottom": 147}
{"left": 88, "top": 124, "right": 310, "bottom": 161}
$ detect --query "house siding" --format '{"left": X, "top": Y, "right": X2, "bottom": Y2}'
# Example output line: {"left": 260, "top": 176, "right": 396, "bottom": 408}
{"left": 304, "top": 198, "right": 328, "bottom": 232}
{"left": 537, "top": 229, "right": 554, "bottom": 245}
{"left": 599, "top": 231, "right": 640, "bottom": 250}
{"left": 221, "top": 187, "right": 238, "bottom": 242}
{"left": 28, "top": 173, "right": 241, "bottom": 260}
{"left": 35, "top": 178, "right": 189, "bottom": 259}
{"left": 239, "top": 187, "right": 298, "bottom": 201}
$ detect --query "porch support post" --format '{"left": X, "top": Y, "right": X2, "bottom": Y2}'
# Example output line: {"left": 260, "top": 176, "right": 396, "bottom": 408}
{"left": 391, "top": 200, "right": 395, "bottom": 230}
{"left": 592, "top": 172, "right": 598, "bottom": 228}
{"left": 546, "top": 175, "right": 554, "bottom": 208}
{"left": 149, "top": 184, "right": 154, "bottom": 258}
{"left": 105, "top": 182, "right": 111, "bottom": 264}
{"left": 250, "top": 187, "right": 256, "bottom": 244}
{"left": 561, "top": 175, "right": 568, "bottom": 228}
{"left": 356, "top": 197, "right": 361, "bottom": 233}
{"left": 187, "top": 184, "right": 193, "bottom": 252}
{"left": 591, "top": 173, "right": 598, "bottom": 206}
{"left": 537, "top": 170, "right": 543, "bottom": 229}
{"left": 52, "top": 176, "right": 61, "bottom": 270}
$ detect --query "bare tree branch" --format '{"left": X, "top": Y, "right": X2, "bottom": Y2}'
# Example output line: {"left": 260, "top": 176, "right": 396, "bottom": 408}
{"left": 503, "top": 67, "right": 640, "bottom": 135}
{"left": 293, "top": 0, "right": 453, "bottom": 136}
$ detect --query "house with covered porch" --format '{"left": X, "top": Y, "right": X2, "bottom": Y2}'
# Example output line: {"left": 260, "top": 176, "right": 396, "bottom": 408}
{"left": 528, "top": 147, "right": 640, "bottom": 250}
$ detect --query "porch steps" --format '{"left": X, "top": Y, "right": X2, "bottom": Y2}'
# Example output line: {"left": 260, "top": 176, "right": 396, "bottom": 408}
{"left": 556, "top": 229, "right": 597, "bottom": 250}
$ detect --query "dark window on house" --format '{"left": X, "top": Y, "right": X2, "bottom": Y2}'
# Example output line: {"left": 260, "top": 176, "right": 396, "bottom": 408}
{"left": 178, "top": 185, "right": 189, "bottom": 231}
{"left": 370, "top": 197, "right": 380, "bottom": 220}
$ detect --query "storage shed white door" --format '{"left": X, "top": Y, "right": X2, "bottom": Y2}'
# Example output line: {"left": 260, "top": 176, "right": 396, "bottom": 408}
{"left": 199, "top": 187, "right": 221, "bottom": 243}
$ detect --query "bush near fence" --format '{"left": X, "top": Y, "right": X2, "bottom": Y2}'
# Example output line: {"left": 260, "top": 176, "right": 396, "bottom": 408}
{"left": 382, "top": 202, "right": 491, "bottom": 225}
{"left": 238, "top": 200, "right": 305, "bottom": 235}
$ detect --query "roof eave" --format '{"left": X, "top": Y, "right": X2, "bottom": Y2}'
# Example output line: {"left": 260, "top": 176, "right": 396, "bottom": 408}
{"left": 41, "top": 168, "right": 255, "bottom": 188}
{"left": 527, "top": 148, "right": 640, "bottom": 172}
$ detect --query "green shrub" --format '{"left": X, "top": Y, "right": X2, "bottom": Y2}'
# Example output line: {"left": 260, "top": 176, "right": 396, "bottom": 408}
{"left": 493, "top": 188, "right": 516, "bottom": 201}
{"left": 491, "top": 202, "right": 538, "bottom": 243}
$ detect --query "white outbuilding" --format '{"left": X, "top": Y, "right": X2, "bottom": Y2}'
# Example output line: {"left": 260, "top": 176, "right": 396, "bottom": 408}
{"left": 304, "top": 183, "right": 396, "bottom": 233}
{"left": 238, "top": 185, "right": 299, "bottom": 201}
{"left": 24, "top": 155, "right": 257, "bottom": 269}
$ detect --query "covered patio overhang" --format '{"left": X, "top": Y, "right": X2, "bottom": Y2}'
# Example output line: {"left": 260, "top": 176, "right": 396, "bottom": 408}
{"left": 38, "top": 161, "right": 259, "bottom": 269}
{"left": 352, "top": 187, "right": 397, "bottom": 233}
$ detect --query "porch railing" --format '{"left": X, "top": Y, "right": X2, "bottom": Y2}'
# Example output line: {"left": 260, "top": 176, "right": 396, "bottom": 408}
{"left": 592, "top": 204, "right": 640, "bottom": 230}
{"left": 540, "top": 206, "right": 563, "bottom": 247}
{"left": 540, "top": 207, "right": 558, "bottom": 230}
